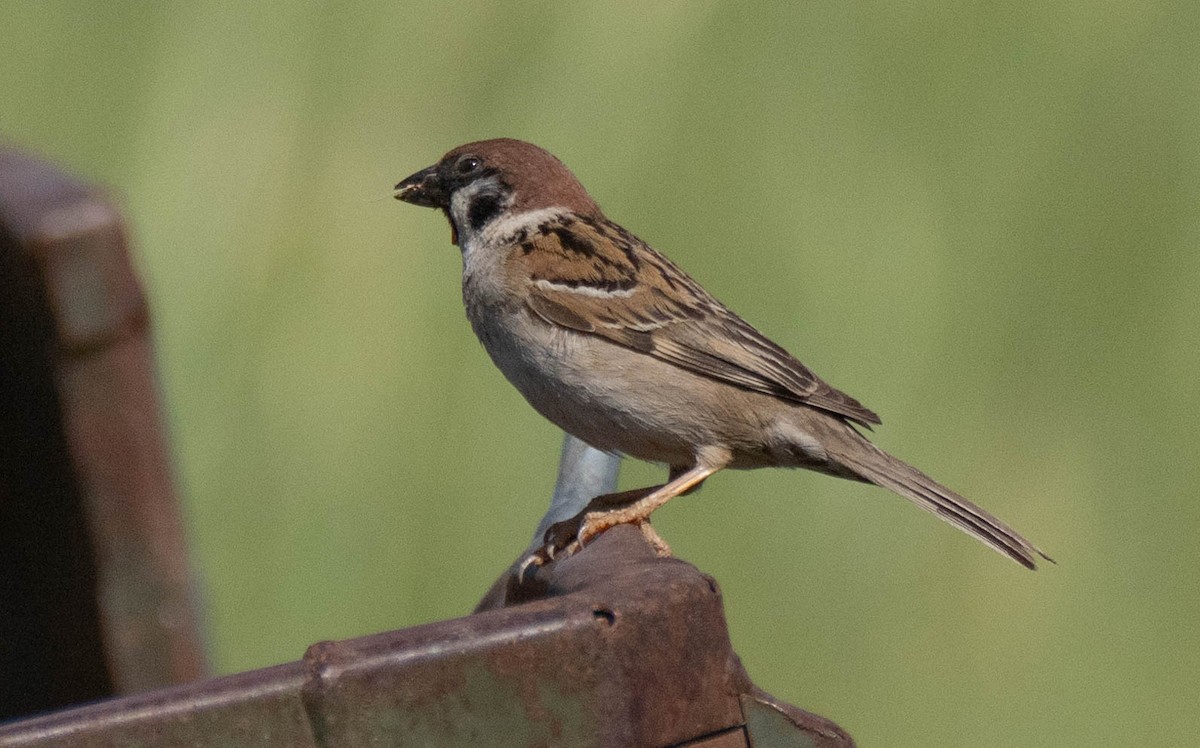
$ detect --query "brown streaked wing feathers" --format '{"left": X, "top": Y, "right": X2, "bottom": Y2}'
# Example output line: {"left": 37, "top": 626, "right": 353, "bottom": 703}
{"left": 518, "top": 216, "right": 882, "bottom": 428}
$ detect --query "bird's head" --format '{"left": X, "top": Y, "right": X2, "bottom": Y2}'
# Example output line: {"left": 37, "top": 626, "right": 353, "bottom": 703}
{"left": 395, "top": 138, "right": 600, "bottom": 245}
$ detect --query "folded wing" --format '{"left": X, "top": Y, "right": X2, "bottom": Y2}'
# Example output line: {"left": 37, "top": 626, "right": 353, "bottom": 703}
{"left": 518, "top": 215, "right": 881, "bottom": 428}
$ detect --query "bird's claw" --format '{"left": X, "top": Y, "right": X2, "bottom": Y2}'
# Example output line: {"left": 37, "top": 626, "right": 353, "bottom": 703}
{"left": 515, "top": 550, "right": 547, "bottom": 586}
{"left": 515, "top": 514, "right": 590, "bottom": 585}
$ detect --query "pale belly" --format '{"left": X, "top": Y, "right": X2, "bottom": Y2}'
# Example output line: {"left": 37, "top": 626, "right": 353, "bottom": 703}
{"left": 467, "top": 306, "right": 797, "bottom": 469}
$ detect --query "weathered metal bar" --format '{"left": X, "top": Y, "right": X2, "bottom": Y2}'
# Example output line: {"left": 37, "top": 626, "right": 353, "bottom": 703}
{"left": 0, "top": 145, "right": 207, "bottom": 720}
{"left": 0, "top": 527, "right": 854, "bottom": 747}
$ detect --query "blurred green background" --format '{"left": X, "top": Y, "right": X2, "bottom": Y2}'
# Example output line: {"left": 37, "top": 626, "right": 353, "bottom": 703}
{"left": 3, "top": 2, "right": 1198, "bottom": 745}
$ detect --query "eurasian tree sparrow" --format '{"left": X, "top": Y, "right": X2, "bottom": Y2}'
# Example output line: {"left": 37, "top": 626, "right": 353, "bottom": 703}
{"left": 395, "top": 138, "right": 1049, "bottom": 576}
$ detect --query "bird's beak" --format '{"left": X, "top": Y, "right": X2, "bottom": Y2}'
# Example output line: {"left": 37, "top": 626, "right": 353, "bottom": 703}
{"left": 394, "top": 165, "right": 447, "bottom": 208}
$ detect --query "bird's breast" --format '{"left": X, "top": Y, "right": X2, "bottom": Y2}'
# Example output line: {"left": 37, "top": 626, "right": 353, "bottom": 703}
{"left": 460, "top": 303, "right": 710, "bottom": 465}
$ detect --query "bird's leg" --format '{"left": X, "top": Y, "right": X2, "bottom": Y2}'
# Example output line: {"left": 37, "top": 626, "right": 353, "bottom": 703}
{"left": 572, "top": 463, "right": 719, "bottom": 549}
{"left": 542, "top": 463, "right": 721, "bottom": 559}
{"left": 637, "top": 520, "right": 672, "bottom": 557}
{"left": 517, "top": 484, "right": 660, "bottom": 583}
{"left": 630, "top": 466, "right": 702, "bottom": 557}
{"left": 539, "top": 484, "right": 662, "bottom": 560}
{"left": 668, "top": 464, "right": 708, "bottom": 496}
{"left": 517, "top": 455, "right": 728, "bottom": 583}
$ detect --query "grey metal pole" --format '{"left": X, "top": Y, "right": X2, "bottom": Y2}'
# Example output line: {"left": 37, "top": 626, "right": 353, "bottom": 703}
{"left": 532, "top": 435, "right": 620, "bottom": 544}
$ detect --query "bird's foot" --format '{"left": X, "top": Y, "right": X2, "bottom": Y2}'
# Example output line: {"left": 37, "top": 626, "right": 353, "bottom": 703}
{"left": 516, "top": 511, "right": 672, "bottom": 585}
{"left": 638, "top": 520, "right": 672, "bottom": 557}
{"left": 516, "top": 512, "right": 585, "bottom": 584}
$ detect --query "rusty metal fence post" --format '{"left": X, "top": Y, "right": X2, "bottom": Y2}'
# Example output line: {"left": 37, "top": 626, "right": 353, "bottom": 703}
{"left": 0, "top": 145, "right": 207, "bottom": 721}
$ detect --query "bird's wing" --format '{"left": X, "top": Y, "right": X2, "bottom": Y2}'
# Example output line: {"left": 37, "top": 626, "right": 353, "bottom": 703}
{"left": 517, "top": 215, "right": 881, "bottom": 428}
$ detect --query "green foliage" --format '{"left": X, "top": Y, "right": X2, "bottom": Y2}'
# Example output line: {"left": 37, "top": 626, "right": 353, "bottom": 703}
{"left": 3, "top": 3, "right": 1197, "bottom": 744}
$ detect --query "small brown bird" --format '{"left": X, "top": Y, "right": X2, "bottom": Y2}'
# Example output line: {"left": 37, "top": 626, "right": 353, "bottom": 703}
{"left": 395, "top": 138, "right": 1049, "bottom": 575}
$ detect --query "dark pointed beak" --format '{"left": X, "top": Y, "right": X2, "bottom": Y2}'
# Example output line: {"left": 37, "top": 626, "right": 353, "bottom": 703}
{"left": 394, "top": 165, "right": 447, "bottom": 208}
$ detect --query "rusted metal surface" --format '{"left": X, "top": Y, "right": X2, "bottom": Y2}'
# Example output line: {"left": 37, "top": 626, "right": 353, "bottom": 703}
{"left": 0, "top": 168, "right": 112, "bottom": 720}
{"left": 0, "top": 145, "right": 206, "bottom": 719}
{"left": 480, "top": 527, "right": 856, "bottom": 747}
{"left": 0, "top": 527, "right": 853, "bottom": 746}
{"left": 741, "top": 691, "right": 852, "bottom": 748}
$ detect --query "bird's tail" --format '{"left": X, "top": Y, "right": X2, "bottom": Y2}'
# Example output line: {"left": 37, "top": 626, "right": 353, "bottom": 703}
{"left": 834, "top": 442, "right": 1052, "bottom": 569}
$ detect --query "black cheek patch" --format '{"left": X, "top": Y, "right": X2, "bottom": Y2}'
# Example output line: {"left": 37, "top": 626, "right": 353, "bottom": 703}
{"left": 467, "top": 193, "right": 504, "bottom": 231}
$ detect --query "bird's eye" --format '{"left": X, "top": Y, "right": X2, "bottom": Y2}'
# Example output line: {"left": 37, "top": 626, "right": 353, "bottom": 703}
{"left": 456, "top": 156, "right": 482, "bottom": 174}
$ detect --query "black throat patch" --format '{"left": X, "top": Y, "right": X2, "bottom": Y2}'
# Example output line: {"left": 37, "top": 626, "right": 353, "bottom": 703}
{"left": 467, "top": 192, "right": 505, "bottom": 232}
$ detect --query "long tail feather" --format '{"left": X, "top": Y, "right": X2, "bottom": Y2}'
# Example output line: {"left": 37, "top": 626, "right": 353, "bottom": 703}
{"left": 836, "top": 443, "right": 1052, "bottom": 569}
